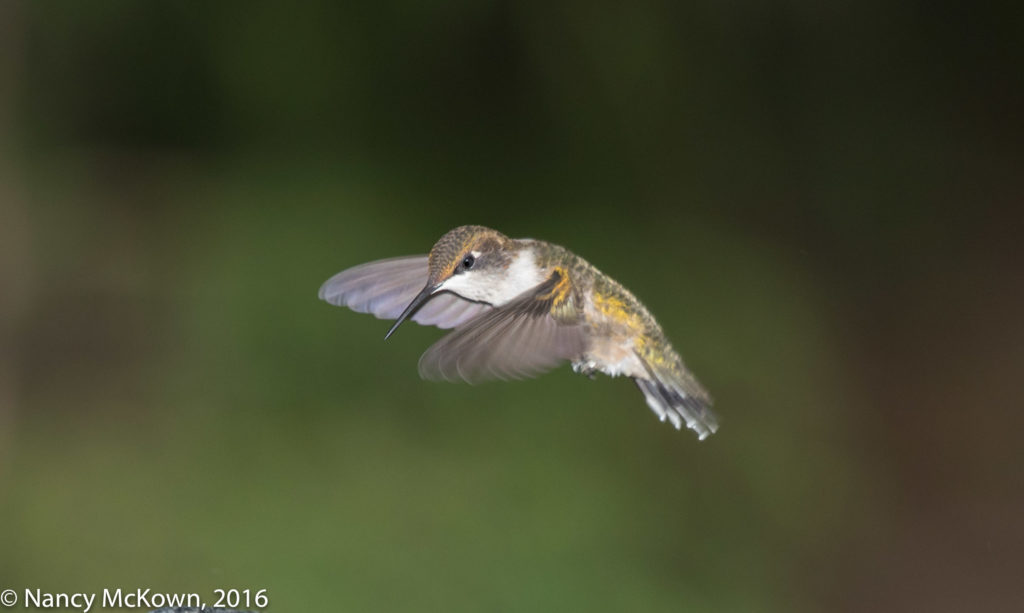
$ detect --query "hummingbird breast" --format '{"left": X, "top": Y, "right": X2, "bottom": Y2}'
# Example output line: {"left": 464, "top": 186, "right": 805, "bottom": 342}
{"left": 579, "top": 289, "right": 656, "bottom": 379}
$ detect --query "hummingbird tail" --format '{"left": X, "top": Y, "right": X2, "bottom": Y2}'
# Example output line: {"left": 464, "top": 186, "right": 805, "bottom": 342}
{"left": 635, "top": 375, "right": 718, "bottom": 440}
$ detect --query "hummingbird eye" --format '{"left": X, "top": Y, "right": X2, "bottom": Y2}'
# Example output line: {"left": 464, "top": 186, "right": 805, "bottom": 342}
{"left": 461, "top": 254, "right": 475, "bottom": 270}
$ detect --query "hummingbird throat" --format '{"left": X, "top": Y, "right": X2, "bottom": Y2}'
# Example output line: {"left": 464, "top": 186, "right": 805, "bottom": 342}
{"left": 440, "top": 249, "right": 545, "bottom": 306}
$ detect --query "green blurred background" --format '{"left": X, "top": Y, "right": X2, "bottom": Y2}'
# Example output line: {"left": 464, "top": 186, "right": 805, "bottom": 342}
{"left": 1, "top": 2, "right": 1021, "bottom": 611}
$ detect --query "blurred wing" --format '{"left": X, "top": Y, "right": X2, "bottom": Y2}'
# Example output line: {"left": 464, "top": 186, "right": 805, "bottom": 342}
{"left": 418, "top": 272, "right": 588, "bottom": 383}
{"left": 319, "top": 256, "right": 427, "bottom": 318}
{"left": 414, "top": 292, "right": 492, "bottom": 329}
{"left": 318, "top": 256, "right": 490, "bottom": 329}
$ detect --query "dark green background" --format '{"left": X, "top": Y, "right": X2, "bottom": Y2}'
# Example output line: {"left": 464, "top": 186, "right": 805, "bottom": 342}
{"left": 1, "top": 2, "right": 1021, "bottom": 611}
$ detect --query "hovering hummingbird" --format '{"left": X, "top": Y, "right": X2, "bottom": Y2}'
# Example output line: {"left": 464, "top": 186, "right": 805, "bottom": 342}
{"left": 319, "top": 225, "right": 718, "bottom": 439}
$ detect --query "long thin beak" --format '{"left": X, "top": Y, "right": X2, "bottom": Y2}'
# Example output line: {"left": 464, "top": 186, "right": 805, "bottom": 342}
{"left": 385, "top": 283, "right": 438, "bottom": 340}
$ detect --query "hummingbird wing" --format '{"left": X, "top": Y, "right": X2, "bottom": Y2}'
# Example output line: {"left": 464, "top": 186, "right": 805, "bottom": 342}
{"left": 418, "top": 270, "right": 587, "bottom": 383}
{"left": 319, "top": 256, "right": 490, "bottom": 329}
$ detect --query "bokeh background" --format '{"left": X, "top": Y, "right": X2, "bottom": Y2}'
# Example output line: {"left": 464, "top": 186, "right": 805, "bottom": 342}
{"left": 1, "top": 2, "right": 1022, "bottom": 611}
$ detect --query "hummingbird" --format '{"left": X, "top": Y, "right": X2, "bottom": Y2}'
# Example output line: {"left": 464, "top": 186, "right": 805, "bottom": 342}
{"left": 319, "top": 225, "right": 718, "bottom": 439}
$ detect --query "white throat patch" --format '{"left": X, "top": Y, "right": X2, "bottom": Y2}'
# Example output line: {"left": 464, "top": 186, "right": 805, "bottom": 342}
{"left": 439, "top": 249, "right": 544, "bottom": 306}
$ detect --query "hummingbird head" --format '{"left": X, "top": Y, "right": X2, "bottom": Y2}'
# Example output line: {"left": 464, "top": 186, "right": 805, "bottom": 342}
{"left": 386, "top": 225, "right": 527, "bottom": 339}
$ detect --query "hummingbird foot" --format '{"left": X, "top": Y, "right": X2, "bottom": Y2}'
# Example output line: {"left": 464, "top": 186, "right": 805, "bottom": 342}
{"left": 572, "top": 360, "right": 599, "bottom": 380}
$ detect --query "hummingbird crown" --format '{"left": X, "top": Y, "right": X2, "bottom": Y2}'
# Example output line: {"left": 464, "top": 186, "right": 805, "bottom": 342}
{"left": 427, "top": 225, "right": 511, "bottom": 284}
